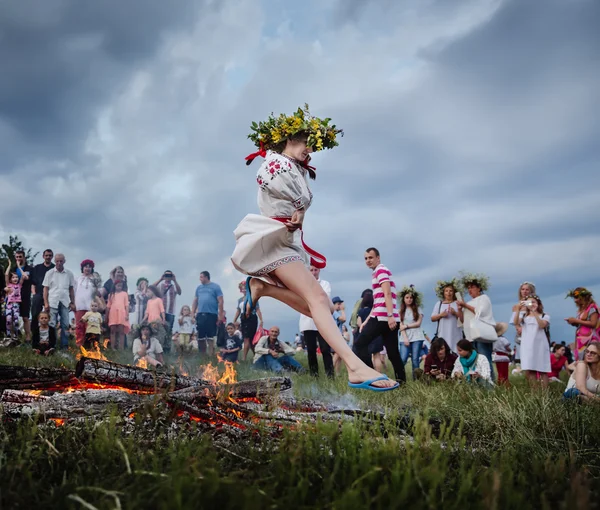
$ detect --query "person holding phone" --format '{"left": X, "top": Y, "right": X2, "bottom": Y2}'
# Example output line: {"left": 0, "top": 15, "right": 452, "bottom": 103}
{"left": 424, "top": 337, "right": 457, "bottom": 381}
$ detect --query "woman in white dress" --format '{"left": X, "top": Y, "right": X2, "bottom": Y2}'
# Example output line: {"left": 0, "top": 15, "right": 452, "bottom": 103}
{"left": 515, "top": 295, "right": 550, "bottom": 387}
{"left": 232, "top": 106, "right": 398, "bottom": 391}
{"left": 431, "top": 279, "right": 463, "bottom": 353}
{"left": 510, "top": 282, "right": 536, "bottom": 362}
{"left": 456, "top": 272, "right": 497, "bottom": 382}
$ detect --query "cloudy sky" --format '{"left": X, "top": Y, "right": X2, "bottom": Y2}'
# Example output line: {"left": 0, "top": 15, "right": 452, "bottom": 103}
{"left": 1, "top": 0, "right": 598, "bottom": 344}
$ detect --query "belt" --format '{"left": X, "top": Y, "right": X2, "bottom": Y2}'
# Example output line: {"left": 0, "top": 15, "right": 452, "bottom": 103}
{"left": 272, "top": 217, "right": 327, "bottom": 269}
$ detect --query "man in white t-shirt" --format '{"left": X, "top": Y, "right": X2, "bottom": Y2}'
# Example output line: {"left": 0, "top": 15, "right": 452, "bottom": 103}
{"left": 299, "top": 265, "right": 334, "bottom": 378}
{"left": 352, "top": 247, "right": 406, "bottom": 383}
{"left": 42, "top": 253, "right": 76, "bottom": 350}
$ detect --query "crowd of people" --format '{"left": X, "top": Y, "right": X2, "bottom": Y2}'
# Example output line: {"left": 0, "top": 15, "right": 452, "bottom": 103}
{"left": 1, "top": 246, "right": 599, "bottom": 401}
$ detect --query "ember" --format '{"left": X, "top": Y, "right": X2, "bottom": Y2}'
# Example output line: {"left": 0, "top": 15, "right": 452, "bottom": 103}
{"left": 0, "top": 358, "right": 387, "bottom": 435}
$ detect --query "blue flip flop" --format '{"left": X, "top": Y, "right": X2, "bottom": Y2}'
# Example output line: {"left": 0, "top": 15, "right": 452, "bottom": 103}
{"left": 348, "top": 375, "right": 400, "bottom": 392}
{"left": 244, "top": 277, "right": 256, "bottom": 317}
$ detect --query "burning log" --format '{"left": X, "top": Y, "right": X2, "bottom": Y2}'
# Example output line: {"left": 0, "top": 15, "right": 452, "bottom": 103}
{"left": 168, "top": 377, "right": 292, "bottom": 401}
{"left": 0, "top": 365, "right": 76, "bottom": 391}
{"left": 75, "top": 357, "right": 205, "bottom": 391}
{"left": 1, "top": 388, "right": 149, "bottom": 419}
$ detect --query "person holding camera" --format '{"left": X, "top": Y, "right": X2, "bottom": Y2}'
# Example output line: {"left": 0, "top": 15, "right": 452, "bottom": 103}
{"left": 510, "top": 282, "right": 536, "bottom": 361}
{"left": 515, "top": 295, "right": 551, "bottom": 387}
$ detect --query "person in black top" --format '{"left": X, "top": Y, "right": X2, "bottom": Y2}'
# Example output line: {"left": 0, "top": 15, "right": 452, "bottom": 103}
{"left": 14, "top": 250, "right": 34, "bottom": 342}
{"left": 30, "top": 249, "right": 55, "bottom": 323}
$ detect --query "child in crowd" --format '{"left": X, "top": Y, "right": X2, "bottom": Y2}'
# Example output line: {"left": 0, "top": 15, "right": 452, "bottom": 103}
{"left": 32, "top": 311, "right": 56, "bottom": 356}
{"left": 493, "top": 335, "right": 512, "bottom": 385}
{"left": 4, "top": 260, "right": 23, "bottom": 339}
{"left": 81, "top": 300, "right": 103, "bottom": 348}
{"left": 144, "top": 285, "right": 168, "bottom": 349}
{"left": 177, "top": 305, "right": 194, "bottom": 353}
{"left": 144, "top": 285, "right": 165, "bottom": 324}
{"left": 132, "top": 323, "right": 164, "bottom": 367}
{"left": 218, "top": 323, "right": 243, "bottom": 362}
{"left": 107, "top": 280, "right": 130, "bottom": 350}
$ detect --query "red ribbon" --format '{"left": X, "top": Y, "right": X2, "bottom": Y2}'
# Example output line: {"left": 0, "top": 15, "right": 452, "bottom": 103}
{"left": 245, "top": 141, "right": 267, "bottom": 165}
{"left": 272, "top": 217, "right": 326, "bottom": 269}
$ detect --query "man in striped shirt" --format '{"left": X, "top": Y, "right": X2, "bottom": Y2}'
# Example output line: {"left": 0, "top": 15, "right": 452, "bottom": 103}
{"left": 352, "top": 248, "right": 406, "bottom": 383}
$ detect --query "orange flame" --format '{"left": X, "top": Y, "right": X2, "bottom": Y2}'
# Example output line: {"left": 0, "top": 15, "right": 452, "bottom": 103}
{"left": 218, "top": 362, "right": 237, "bottom": 385}
{"left": 136, "top": 358, "right": 148, "bottom": 369}
{"left": 49, "top": 418, "right": 65, "bottom": 426}
{"left": 79, "top": 342, "right": 108, "bottom": 361}
{"left": 201, "top": 363, "right": 219, "bottom": 383}
{"left": 103, "top": 338, "right": 110, "bottom": 349}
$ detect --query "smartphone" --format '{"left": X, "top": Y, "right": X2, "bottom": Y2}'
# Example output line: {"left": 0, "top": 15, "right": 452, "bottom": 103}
{"left": 431, "top": 365, "right": 438, "bottom": 370}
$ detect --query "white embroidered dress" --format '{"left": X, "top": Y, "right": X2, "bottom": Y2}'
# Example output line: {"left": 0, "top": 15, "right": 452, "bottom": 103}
{"left": 231, "top": 151, "right": 313, "bottom": 277}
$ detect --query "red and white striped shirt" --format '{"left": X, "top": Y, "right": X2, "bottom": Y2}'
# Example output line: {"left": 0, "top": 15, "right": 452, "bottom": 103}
{"left": 371, "top": 264, "right": 399, "bottom": 321}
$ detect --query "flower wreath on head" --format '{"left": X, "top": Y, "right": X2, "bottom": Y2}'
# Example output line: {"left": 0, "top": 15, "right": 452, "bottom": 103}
{"left": 566, "top": 287, "right": 593, "bottom": 300}
{"left": 458, "top": 271, "right": 490, "bottom": 293}
{"left": 434, "top": 278, "right": 459, "bottom": 300}
{"left": 398, "top": 284, "right": 423, "bottom": 309}
{"left": 245, "top": 104, "right": 343, "bottom": 176}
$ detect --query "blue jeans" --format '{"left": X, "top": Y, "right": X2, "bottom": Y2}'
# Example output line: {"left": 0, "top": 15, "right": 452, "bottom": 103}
{"left": 563, "top": 388, "right": 581, "bottom": 400}
{"left": 49, "top": 303, "right": 70, "bottom": 349}
{"left": 254, "top": 354, "right": 304, "bottom": 373}
{"left": 474, "top": 341, "right": 495, "bottom": 382}
{"left": 400, "top": 340, "right": 423, "bottom": 378}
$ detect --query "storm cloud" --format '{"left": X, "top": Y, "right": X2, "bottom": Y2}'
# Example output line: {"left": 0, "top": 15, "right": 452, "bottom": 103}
{"left": 1, "top": 0, "right": 598, "bottom": 342}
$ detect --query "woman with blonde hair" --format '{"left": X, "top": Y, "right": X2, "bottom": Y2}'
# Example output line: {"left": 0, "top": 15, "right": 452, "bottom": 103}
{"left": 515, "top": 295, "right": 551, "bottom": 387}
{"left": 564, "top": 341, "right": 600, "bottom": 401}
{"left": 565, "top": 288, "right": 599, "bottom": 361}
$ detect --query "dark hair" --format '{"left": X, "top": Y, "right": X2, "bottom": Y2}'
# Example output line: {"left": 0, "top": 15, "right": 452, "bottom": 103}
{"left": 147, "top": 285, "right": 162, "bottom": 298}
{"left": 456, "top": 339, "right": 474, "bottom": 353}
{"left": 271, "top": 132, "right": 317, "bottom": 180}
{"left": 201, "top": 271, "right": 211, "bottom": 280}
{"left": 226, "top": 322, "right": 235, "bottom": 329}
{"left": 15, "top": 250, "right": 25, "bottom": 257}
{"left": 136, "top": 323, "right": 153, "bottom": 340}
{"left": 400, "top": 296, "right": 420, "bottom": 323}
{"left": 361, "top": 288, "right": 373, "bottom": 298}
{"left": 431, "top": 337, "right": 451, "bottom": 358}
{"left": 360, "top": 293, "right": 374, "bottom": 308}
{"left": 365, "top": 247, "right": 380, "bottom": 257}
{"left": 43, "top": 249, "right": 53, "bottom": 256}
{"left": 525, "top": 295, "right": 545, "bottom": 317}
{"left": 552, "top": 343, "right": 565, "bottom": 353}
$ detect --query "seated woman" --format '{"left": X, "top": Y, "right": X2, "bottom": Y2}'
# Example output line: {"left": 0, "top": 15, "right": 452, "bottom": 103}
{"left": 424, "top": 337, "right": 457, "bottom": 381}
{"left": 32, "top": 311, "right": 56, "bottom": 356}
{"left": 564, "top": 341, "right": 600, "bottom": 401}
{"left": 132, "top": 323, "right": 164, "bottom": 368}
{"left": 451, "top": 339, "right": 493, "bottom": 386}
{"left": 549, "top": 344, "right": 572, "bottom": 383}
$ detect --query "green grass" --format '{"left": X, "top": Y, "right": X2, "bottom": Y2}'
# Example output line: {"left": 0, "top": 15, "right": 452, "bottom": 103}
{"left": 1, "top": 343, "right": 599, "bottom": 509}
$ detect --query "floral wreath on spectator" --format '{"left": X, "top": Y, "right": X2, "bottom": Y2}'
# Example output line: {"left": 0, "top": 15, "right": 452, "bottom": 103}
{"left": 245, "top": 104, "right": 343, "bottom": 166}
{"left": 136, "top": 277, "right": 149, "bottom": 288}
{"left": 131, "top": 321, "right": 159, "bottom": 337}
{"left": 434, "top": 278, "right": 459, "bottom": 300}
{"left": 458, "top": 271, "right": 490, "bottom": 292}
{"left": 80, "top": 259, "right": 95, "bottom": 271}
{"left": 399, "top": 284, "right": 423, "bottom": 308}
{"left": 566, "top": 287, "right": 593, "bottom": 300}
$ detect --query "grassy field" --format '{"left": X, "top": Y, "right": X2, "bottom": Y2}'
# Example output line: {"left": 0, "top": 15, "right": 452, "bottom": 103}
{"left": 0, "top": 343, "right": 599, "bottom": 510}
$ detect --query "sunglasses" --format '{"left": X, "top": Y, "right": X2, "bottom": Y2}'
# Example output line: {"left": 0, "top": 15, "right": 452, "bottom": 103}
{"left": 584, "top": 350, "right": 599, "bottom": 357}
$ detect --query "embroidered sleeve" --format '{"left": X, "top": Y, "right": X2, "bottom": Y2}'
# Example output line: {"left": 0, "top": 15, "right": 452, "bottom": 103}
{"left": 257, "top": 154, "right": 308, "bottom": 210}
{"left": 477, "top": 355, "right": 491, "bottom": 381}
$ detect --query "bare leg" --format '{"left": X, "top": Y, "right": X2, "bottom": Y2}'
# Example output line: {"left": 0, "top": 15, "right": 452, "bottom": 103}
{"left": 110, "top": 326, "right": 117, "bottom": 350}
{"left": 372, "top": 353, "right": 383, "bottom": 373}
{"left": 248, "top": 278, "right": 311, "bottom": 316}
{"left": 117, "top": 325, "right": 125, "bottom": 350}
{"left": 270, "top": 262, "right": 395, "bottom": 388}
{"left": 23, "top": 318, "right": 31, "bottom": 342}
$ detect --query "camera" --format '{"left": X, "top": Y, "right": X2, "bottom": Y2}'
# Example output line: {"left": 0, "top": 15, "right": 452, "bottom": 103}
{"left": 520, "top": 300, "right": 533, "bottom": 308}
